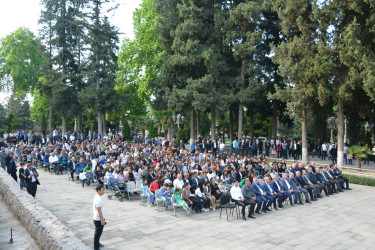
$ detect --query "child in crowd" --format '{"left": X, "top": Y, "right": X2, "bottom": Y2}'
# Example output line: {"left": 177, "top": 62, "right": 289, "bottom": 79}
{"left": 79, "top": 170, "right": 87, "bottom": 188}
{"left": 218, "top": 180, "right": 227, "bottom": 194}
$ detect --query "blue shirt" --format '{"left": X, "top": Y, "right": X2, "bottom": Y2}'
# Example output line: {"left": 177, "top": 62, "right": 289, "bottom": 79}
{"left": 233, "top": 140, "right": 238, "bottom": 149}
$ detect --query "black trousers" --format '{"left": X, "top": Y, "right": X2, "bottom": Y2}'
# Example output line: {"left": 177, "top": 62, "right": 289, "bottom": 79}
{"left": 233, "top": 200, "right": 246, "bottom": 216}
{"left": 27, "top": 182, "right": 37, "bottom": 197}
{"left": 190, "top": 197, "right": 202, "bottom": 211}
{"left": 10, "top": 172, "right": 17, "bottom": 182}
{"left": 94, "top": 220, "right": 104, "bottom": 250}
{"left": 243, "top": 199, "right": 256, "bottom": 216}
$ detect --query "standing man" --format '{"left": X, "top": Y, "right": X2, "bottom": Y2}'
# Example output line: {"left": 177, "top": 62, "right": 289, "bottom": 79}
{"left": 25, "top": 163, "right": 40, "bottom": 197}
{"left": 9, "top": 155, "right": 18, "bottom": 182}
{"left": 93, "top": 185, "right": 106, "bottom": 250}
{"left": 0, "top": 147, "right": 6, "bottom": 170}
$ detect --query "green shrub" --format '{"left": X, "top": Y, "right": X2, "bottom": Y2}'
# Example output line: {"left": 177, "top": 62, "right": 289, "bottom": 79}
{"left": 0, "top": 129, "right": 6, "bottom": 137}
{"left": 122, "top": 119, "right": 132, "bottom": 141}
{"left": 342, "top": 173, "right": 375, "bottom": 187}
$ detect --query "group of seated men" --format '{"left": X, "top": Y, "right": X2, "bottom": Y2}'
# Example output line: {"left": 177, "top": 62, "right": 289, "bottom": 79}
{"left": 230, "top": 164, "right": 351, "bottom": 220}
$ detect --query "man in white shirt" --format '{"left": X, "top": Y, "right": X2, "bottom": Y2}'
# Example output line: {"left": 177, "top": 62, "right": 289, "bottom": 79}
{"left": 230, "top": 180, "right": 247, "bottom": 220}
{"left": 93, "top": 185, "right": 106, "bottom": 250}
{"left": 49, "top": 152, "right": 59, "bottom": 174}
{"left": 173, "top": 174, "right": 184, "bottom": 189}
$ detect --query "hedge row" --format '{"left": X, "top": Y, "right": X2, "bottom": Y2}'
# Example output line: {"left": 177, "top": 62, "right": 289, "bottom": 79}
{"left": 342, "top": 173, "right": 375, "bottom": 187}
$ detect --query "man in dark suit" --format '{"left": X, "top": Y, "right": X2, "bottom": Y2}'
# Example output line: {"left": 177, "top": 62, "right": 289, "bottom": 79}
{"left": 211, "top": 140, "right": 218, "bottom": 158}
{"left": 333, "top": 165, "right": 351, "bottom": 190}
{"left": 315, "top": 167, "right": 331, "bottom": 196}
{"left": 262, "top": 177, "right": 278, "bottom": 210}
{"left": 302, "top": 169, "right": 321, "bottom": 199}
{"left": 323, "top": 165, "right": 340, "bottom": 192}
{"left": 279, "top": 173, "right": 300, "bottom": 205}
{"left": 251, "top": 178, "right": 269, "bottom": 213}
{"left": 9, "top": 155, "right": 18, "bottom": 182}
{"left": 270, "top": 176, "right": 286, "bottom": 208}
{"left": 307, "top": 167, "right": 323, "bottom": 197}
{"left": 189, "top": 172, "right": 200, "bottom": 189}
{"left": 296, "top": 170, "right": 316, "bottom": 201}
{"left": 241, "top": 180, "right": 260, "bottom": 217}
{"left": 25, "top": 163, "right": 40, "bottom": 197}
{"left": 290, "top": 172, "right": 310, "bottom": 204}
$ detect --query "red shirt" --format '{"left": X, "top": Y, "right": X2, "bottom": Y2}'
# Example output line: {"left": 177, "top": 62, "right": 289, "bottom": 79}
{"left": 150, "top": 182, "right": 160, "bottom": 193}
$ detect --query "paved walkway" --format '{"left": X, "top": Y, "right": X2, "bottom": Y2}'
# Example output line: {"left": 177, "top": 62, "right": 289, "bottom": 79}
{"left": 34, "top": 170, "right": 375, "bottom": 250}
{"left": 0, "top": 196, "right": 39, "bottom": 250}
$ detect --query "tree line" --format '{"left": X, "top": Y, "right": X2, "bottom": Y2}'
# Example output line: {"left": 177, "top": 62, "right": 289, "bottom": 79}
{"left": 1, "top": 0, "right": 375, "bottom": 167}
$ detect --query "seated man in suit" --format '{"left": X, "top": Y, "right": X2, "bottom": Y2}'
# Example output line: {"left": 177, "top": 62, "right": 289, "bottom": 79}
{"left": 323, "top": 165, "right": 339, "bottom": 192}
{"left": 306, "top": 167, "right": 323, "bottom": 198}
{"left": 262, "top": 176, "right": 279, "bottom": 210}
{"left": 296, "top": 170, "right": 316, "bottom": 201}
{"left": 333, "top": 164, "right": 351, "bottom": 190}
{"left": 302, "top": 169, "right": 321, "bottom": 199}
{"left": 279, "top": 173, "right": 300, "bottom": 206}
{"left": 241, "top": 179, "right": 260, "bottom": 218}
{"left": 290, "top": 172, "right": 310, "bottom": 204}
{"left": 270, "top": 176, "right": 286, "bottom": 208}
{"left": 252, "top": 178, "right": 270, "bottom": 213}
{"left": 316, "top": 167, "right": 331, "bottom": 196}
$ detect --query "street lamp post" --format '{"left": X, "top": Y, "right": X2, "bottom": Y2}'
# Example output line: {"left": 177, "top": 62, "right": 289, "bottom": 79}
{"left": 327, "top": 117, "right": 337, "bottom": 143}
{"left": 172, "top": 113, "right": 184, "bottom": 128}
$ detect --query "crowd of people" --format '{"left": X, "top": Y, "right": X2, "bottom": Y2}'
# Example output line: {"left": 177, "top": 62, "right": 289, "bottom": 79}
{"left": 0, "top": 129, "right": 353, "bottom": 220}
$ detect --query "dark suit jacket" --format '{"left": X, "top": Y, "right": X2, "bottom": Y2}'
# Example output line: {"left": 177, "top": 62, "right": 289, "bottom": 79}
{"left": 307, "top": 173, "right": 318, "bottom": 184}
{"left": 295, "top": 176, "right": 306, "bottom": 187}
{"left": 262, "top": 183, "right": 275, "bottom": 195}
{"left": 25, "top": 168, "right": 40, "bottom": 185}
{"left": 290, "top": 178, "right": 301, "bottom": 189}
{"left": 251, "top": 183, "right": 265, "bottom": 196}
{"left": 279, "top": 179, "right": 292, "bottom": 191}
{"left": 270, "top": 181, "right": 282, "bottom": 192}
{"left": 9, "top": 159, "right": 17, "bottom": 174}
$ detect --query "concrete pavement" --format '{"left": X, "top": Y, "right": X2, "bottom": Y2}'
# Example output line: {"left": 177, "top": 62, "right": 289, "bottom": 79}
{"left": 34, "top": 169, "right": 375, "bottom": 250}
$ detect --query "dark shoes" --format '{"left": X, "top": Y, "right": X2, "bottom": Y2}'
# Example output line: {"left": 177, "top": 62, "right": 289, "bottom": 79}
{"left": 242, "top": 216, "right": 247, "bottom": 221}
{"left": 248, "top": 214, "right": 256, "bottom": 219}
{"left": 306, "top": 200, "right": 311, "bottom": 204}
{"left": 299, "top": 201, "right": 304, "bottom": 205}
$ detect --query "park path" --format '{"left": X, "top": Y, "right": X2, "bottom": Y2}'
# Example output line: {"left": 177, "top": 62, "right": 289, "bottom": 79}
{"left": 35, "top": 169, "right": 375, "bottom": 250}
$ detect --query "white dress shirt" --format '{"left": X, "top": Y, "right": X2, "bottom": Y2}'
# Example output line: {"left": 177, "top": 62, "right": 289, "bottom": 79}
{"left": 230, "top": 185, "right": 243, "bottom": 200}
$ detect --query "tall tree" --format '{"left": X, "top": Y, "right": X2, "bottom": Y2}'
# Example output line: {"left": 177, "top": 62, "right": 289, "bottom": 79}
{"left": 0, "top": 27, "right": 44, "bottom": 94}
{"left": 272, "top": 0, "right": 328, "bottom": 162}
{"left": 84, "top": 0, "right": 119, "bottom": 135}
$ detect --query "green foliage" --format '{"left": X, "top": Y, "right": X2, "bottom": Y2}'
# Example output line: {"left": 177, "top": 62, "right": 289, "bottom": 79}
{"left": 175, "top": 126, "right": 189, "bottom": 144}
{"left": 116, "top": 0, "right": 163, "bottom": 100}
{"left": 31, "top": 88, "right": 49, "bottom": 130}
{"left": 341, "top": 174, "right": 375, "bottom": 187}
{"left": 0, "top": 129, "right": 6, "bottom": 137}
{"left": 147, "top": 119, "right": 158, "bottom": 139}
{"left": 122, "top": 120, "right": 132, "bottom": 141}
{"left": 0, "top": 104, "right": 7, "bottom": 129}
{"left": 0, "top": 27, "right": 44, "bottom": 93}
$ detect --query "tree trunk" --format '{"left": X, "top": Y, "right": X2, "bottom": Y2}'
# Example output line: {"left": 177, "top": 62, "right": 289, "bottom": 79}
{"left": 238, "top": 103, "right": 243, "bottom": 139}
{"left": 97, "top": 111, "right": 103, "bottom": 135}
{"left": 272, "top": 99, "right": 278, "bottom": 139}
{"left": 62, "top": 114, "right": 67, "bottom": 134}
{"left": 196, "top": 111, "right": 200, "bottom": 138}
{"left": 78, "top": 114, "right": 82, "bottom": 132}
{"left": 229, "top": 108, "right": 233, "bottom": 143}
{"left": 49, "top": 94, "right": 53, "bottom": 132}
{"left": 102, "top": 112, "right": 107, "bottom": 134}
{"left": 190, "top": 109, "right": 195, "bottom": 144}
{"left": 302, "top": 108, "right": 308, "bottom": 162}
{"left": 357, "top": 157, "right": 361, "bottom": 169}
{"left": 249, "top": 107, "right": 254, "bottom": 139}
{"left": 211, "top": 104, "right": 216, "bottom": 140}
{"left": 168, "top": 124, "right": 172, "bottom": 142}
{"left": 337, "top": 98, "right": 344, "bottom": 168}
